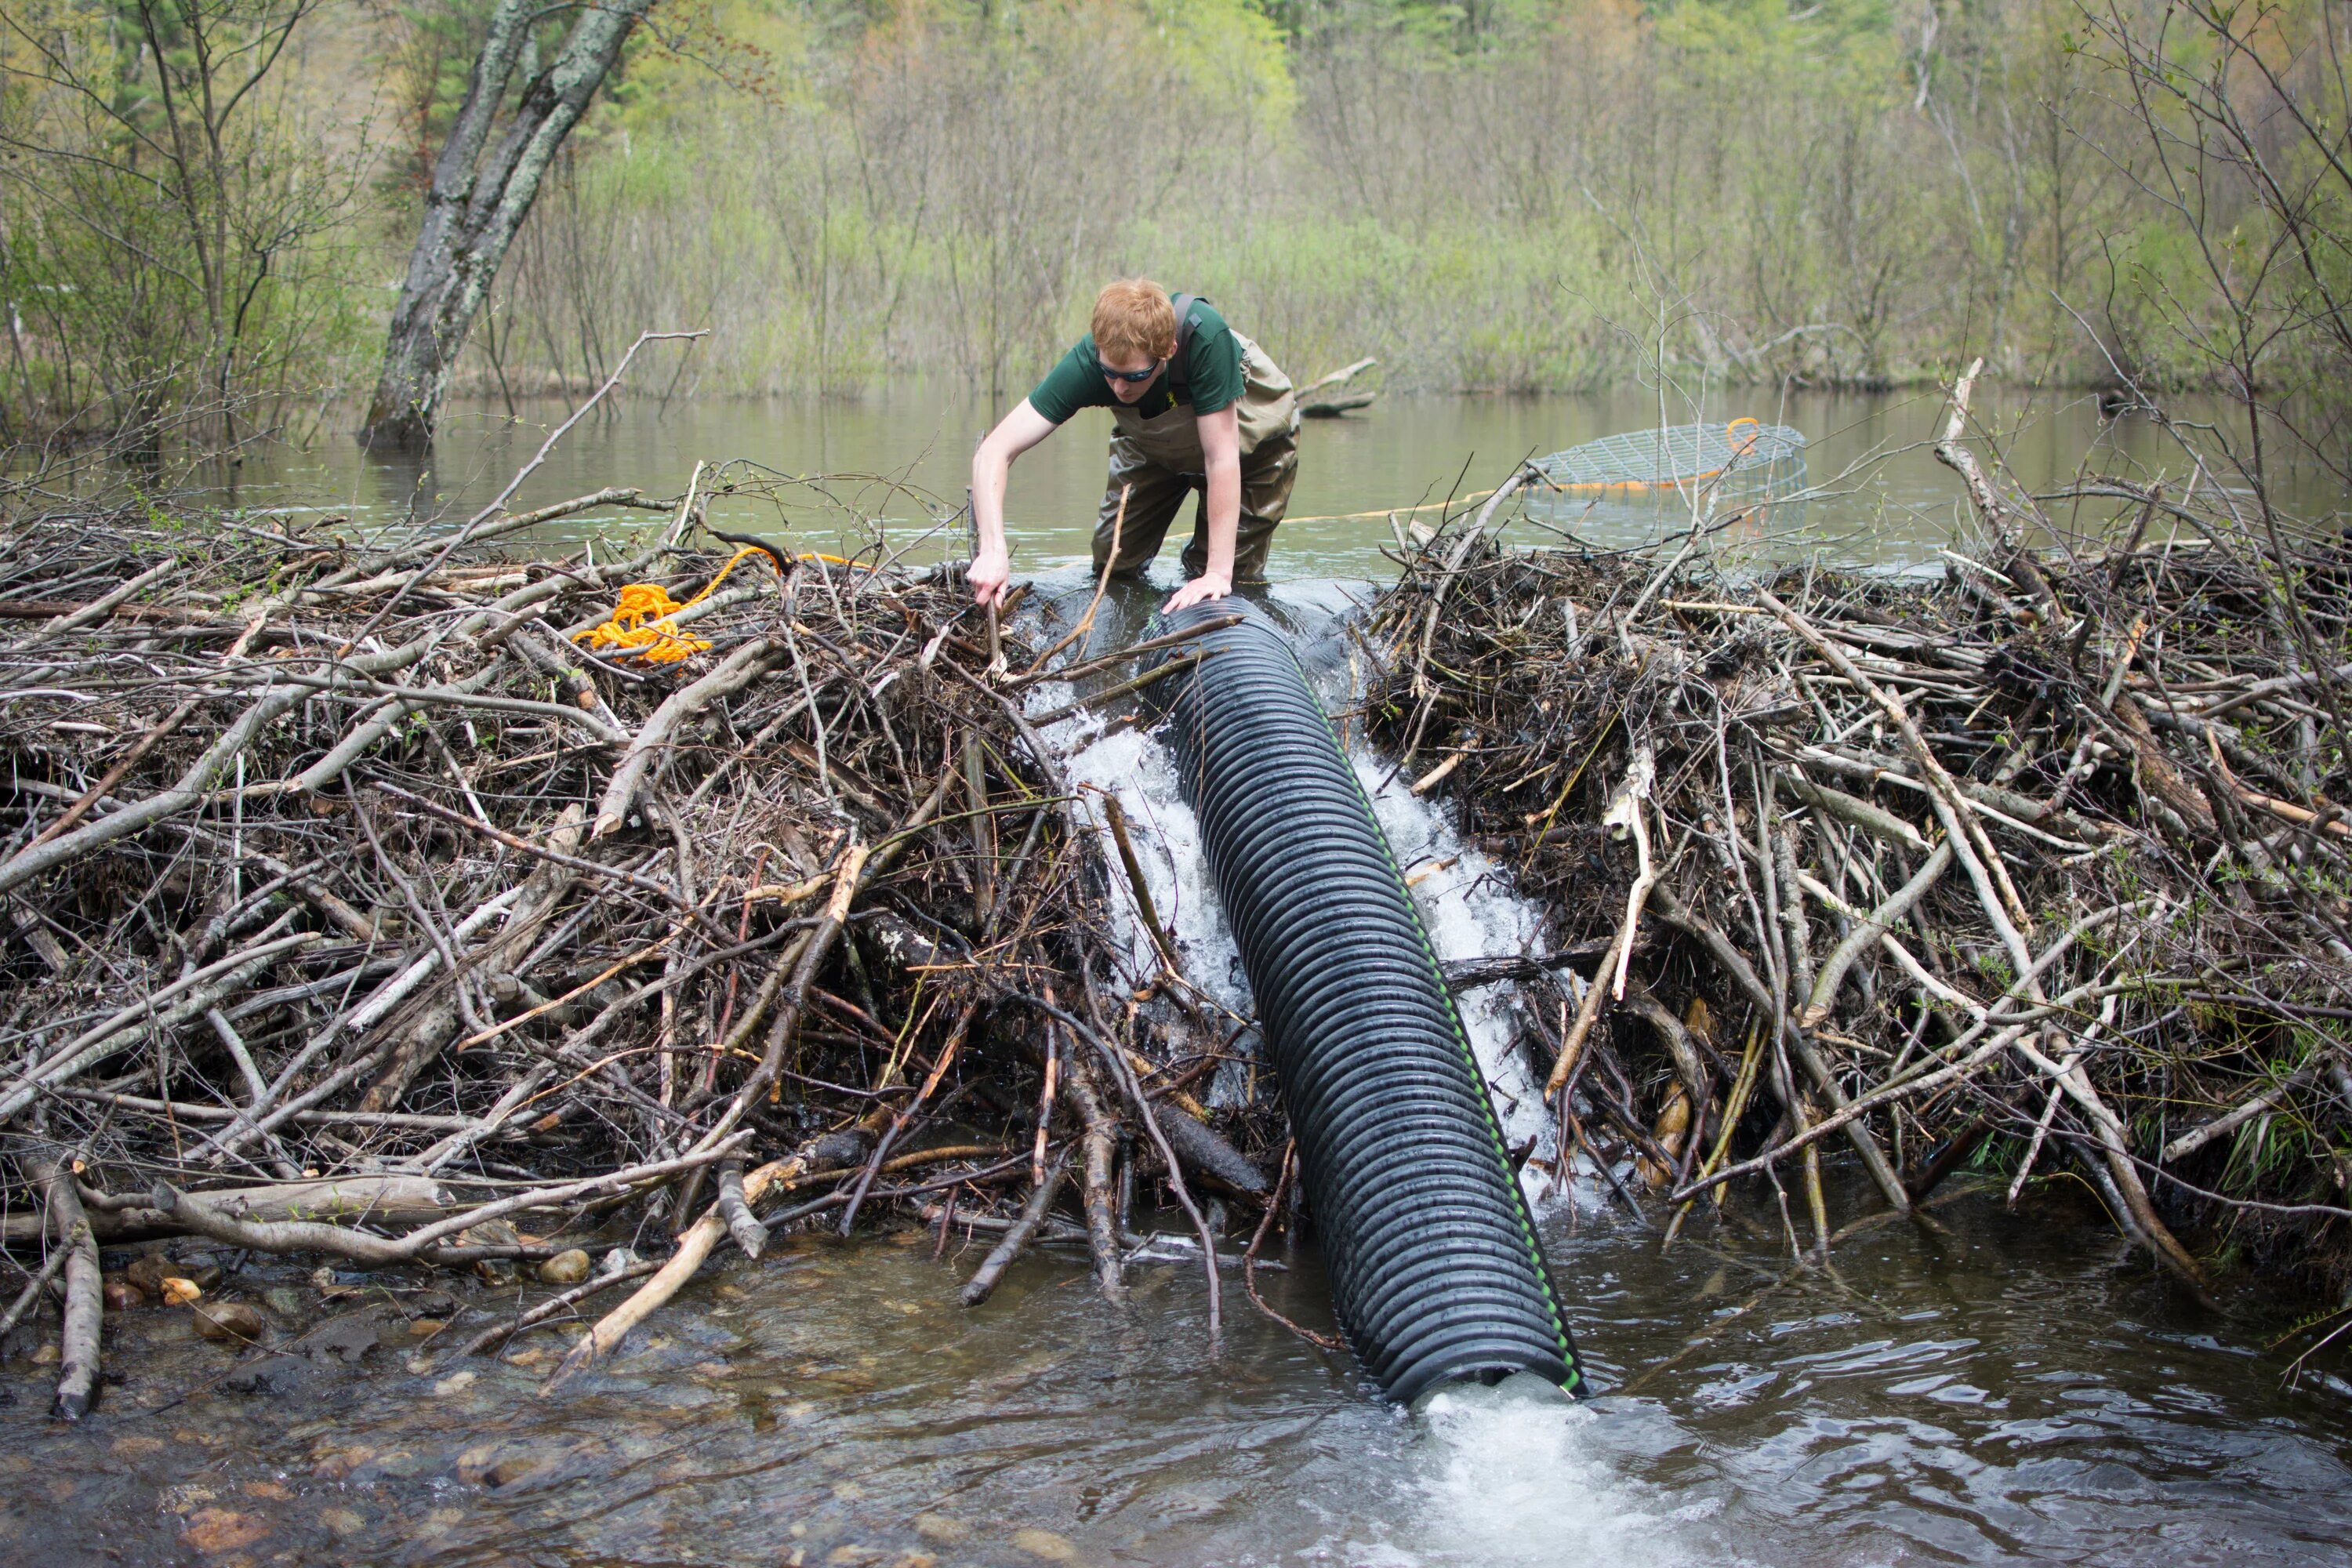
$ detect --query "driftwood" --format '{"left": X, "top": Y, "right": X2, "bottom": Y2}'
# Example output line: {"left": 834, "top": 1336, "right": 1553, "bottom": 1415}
{"left": 542, "top": 1156, "right": 788, "bottom": 1392}
{"left": 1298, "top": 357, "right": 1379, "bottom": 418}
{"left": 33, "top": 1153, "right": 100, "bottom": 1418}
{"left": 960, "top": 1152, "right": 1071, "bottom": 1307}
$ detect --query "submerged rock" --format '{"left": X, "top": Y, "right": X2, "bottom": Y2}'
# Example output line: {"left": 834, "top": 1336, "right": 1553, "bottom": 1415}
{"left": 538, "top": 1249, "right": 592, "bottom": 1285}
{"left": 220, "top": 1353, "right": 313, "bottom": 1396}
{"left": 191, "top": 1302, "right": 270, "bottom": 1344}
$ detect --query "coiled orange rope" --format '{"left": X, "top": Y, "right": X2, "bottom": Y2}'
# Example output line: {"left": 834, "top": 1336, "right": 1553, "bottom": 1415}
{"left": 573, "top": 545, "right": 769, "bottom": 665}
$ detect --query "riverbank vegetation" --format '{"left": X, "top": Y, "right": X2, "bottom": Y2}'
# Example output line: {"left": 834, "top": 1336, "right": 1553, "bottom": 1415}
{"left": 5, "top": 1, "right": 2349, "bottom": 452}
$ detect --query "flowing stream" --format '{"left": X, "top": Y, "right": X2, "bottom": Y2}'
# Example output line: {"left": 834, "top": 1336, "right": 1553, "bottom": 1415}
{"left": 8, "top": 401, "right": 2352, "bottom": 1562}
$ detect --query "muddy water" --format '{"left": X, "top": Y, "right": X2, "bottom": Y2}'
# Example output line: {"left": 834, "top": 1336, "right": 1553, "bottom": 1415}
{"left": 8, "top": 537, "right": 2352, "bottom": 1561}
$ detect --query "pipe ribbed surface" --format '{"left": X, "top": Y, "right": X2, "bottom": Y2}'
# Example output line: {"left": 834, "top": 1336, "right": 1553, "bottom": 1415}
{"left": 1143, "top": 599, "right": 1581, "bottom": 1404}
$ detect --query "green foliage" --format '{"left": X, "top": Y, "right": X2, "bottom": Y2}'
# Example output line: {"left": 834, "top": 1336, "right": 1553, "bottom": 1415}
{"left": 439, "top": 0, "right": 2345, "bottom": 402}
{"left": 12, "top": 0, "right": 2349, "bottom": 452}
{"left": 2, "top": 0, "right": 373, "bottom": 447}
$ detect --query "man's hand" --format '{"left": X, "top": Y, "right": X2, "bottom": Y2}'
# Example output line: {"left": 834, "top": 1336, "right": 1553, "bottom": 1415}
{"left": 969, "top": 546, "right": 1012, "bottom": 608}
{"left": 1162, "top": 571, "right": 1232, "bottom": 614}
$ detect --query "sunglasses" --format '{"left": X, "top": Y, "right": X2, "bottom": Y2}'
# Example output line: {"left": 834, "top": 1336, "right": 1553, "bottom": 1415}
{"left": 1097, "top": 357, "right": 1162, "bottom": 384}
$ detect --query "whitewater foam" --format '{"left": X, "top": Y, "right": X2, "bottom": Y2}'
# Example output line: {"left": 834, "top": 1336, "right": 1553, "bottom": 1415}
{"left": 1035, "top": 593, "right": 1596, "bottom": 1207}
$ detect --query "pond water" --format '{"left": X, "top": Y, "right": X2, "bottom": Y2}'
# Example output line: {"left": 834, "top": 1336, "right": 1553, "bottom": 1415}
{"left": 219, "top": 383, "right": 2346, "bottom": 578}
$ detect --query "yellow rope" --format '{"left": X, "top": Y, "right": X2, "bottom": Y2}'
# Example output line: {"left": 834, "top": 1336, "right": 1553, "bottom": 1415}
{"left": 573, "top": 545, "right": 769, "bottom": 665}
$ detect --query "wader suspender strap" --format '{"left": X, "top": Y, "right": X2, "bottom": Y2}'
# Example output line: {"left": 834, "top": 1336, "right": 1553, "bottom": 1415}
{"left": 1169, "top": 293, "right": 1200, "bottom": 403}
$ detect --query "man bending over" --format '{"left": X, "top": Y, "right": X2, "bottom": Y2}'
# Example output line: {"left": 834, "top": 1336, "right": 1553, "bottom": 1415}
{"left": 968, "top": 279, "right": 1299, "bottom": 614}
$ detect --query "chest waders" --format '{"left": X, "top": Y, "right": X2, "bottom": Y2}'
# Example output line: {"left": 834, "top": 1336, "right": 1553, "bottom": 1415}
{"left": 1094, "top": 296, "right": 1300, "bottom": 583}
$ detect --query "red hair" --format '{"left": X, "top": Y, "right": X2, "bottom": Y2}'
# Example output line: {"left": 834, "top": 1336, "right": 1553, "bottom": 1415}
{"left": 1091, "top": 278, "right": 1178, "bottom": 363}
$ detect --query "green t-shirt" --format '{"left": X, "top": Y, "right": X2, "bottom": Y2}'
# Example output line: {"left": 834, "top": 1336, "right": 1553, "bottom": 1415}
{"left": 1026, "top": 295, "right": 1245, "bottom": 426}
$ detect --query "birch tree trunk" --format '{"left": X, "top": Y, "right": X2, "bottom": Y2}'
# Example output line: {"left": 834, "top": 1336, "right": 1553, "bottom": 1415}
{"left": 360, "top": 0, "right": 655, "bottom": 452}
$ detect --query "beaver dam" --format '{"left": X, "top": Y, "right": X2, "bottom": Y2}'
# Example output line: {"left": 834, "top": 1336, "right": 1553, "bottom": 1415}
{"left": 1, "top": 434, "right": 2350, "bottom": 1556}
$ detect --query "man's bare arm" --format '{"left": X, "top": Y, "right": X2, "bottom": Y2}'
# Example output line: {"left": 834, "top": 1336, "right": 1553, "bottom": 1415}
{"left": 969, "top": 399, "right": 1058, "bottom": 606}
{"left": 1163, "top": 405, "right": 1243, "bottom": 612}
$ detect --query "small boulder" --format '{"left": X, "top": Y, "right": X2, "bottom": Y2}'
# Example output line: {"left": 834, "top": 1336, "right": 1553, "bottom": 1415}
{"left": 191, "top": 1302, "right": 270, "bottom": 1345}
{"left": 102, "top": 1277, "right": 147, "bottom": 1312}
{"left": 123, "top": 1253, "right": 178, "bottom": 1294}
{"left": 537, "top": 1249, "right": 592, "bottom": 1285}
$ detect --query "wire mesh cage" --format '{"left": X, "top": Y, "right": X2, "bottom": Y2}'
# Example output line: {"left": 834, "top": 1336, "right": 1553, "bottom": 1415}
{"left": 1529, "top": 418, "right": 1808, "bottom": 508}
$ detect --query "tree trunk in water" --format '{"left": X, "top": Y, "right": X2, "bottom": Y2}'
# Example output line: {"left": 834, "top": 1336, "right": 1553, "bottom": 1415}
{"left": 360, "top": 0, "right": 652, "bottom": 452}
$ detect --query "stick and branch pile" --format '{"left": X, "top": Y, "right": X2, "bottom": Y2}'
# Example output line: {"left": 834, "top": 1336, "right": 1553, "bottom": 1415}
{"left": 0, "top": 473, "right": 1261, "bottom": 1413}
{"left": 1367, "top": 378, "right": 2352, "bottom": 1295}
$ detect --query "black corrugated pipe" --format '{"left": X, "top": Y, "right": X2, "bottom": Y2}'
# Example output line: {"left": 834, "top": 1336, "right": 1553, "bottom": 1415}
{"left": 1142, "top": 598, "right": 1581, "bottom": 1405}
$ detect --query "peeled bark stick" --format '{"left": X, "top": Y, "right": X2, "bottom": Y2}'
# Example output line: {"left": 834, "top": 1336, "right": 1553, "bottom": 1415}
{"left": 593, "top": 636, "right": 777, "bottom": 839}
{"left": 964, "top": 731, "right": 996, "bottom": 926}
{"left": 1933, "top": 358, "right": 2063, "bottom": 618}
{"left": 1933, "top": 358, "right": 2017, "bottom": 550}
{"left": 1774, "top": 827, "right": 1818, "bottom": 1004}
{"left": 541, "top": 1156, "right": 788, "bottom": 1396}
{"left": 32, "top": 1156, "right": 100, "bottom": 1421}
{"left": 1544, "top": 916, "right": 1635, "bottom": 1100}
{"left": 34, "top": 555, "right": 180, "bottom": 636}
{"left": 1801, "top": 842, "right": 1955, "bottom": 1026}
{"left": 2161, "top": 1062, "right": 2321, "bottom": 1163}
{"left": 714, "top": 1160, "right": 766, "bottom": 1261}
{"left": 1779, "top": 770, "right": 1933, "bottom": 853}
{"left": 960, "top": 1152, "right": 1072, "bottom": 1308}
{"left": 149, "top": 1140, "right": 746, "bottom": 1265}
{"left": 142, "top": 1175, "right": 456, "bottom": 1225}
{"left": 446, "top": 1254, "right": 662, "bottom": 1363}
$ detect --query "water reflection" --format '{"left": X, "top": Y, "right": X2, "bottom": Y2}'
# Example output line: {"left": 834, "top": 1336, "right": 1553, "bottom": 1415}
{"left": 202, "top": 386, "right": 2348, "bottom": 578}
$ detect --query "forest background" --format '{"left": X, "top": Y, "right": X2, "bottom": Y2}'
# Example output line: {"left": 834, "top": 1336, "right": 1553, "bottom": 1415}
{"left": 2, "top": 0, "right": 2348, "bottom": 459}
